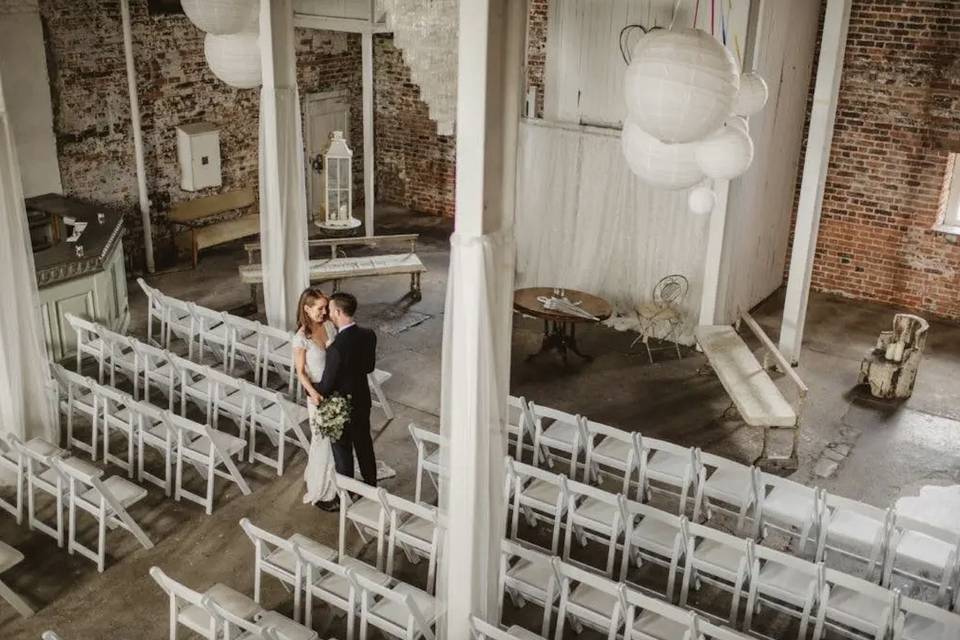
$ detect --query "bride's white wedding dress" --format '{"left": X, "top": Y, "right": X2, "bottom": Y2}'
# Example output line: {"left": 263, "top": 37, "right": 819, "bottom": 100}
{"left": 295, "top": 322, "right": 338, "bottom": 505}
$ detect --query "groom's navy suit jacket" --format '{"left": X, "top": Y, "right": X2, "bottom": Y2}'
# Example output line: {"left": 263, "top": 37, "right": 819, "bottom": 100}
{"left": 317, "top": 324, "right": 377, "bottom": 417}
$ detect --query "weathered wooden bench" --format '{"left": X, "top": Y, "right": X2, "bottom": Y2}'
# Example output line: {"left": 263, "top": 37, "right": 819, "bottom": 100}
{"left": 239, "top": 234, "right": 426, "bottom": 300}
{"left": 168, "top": 189, "right": 259, "bottom": 268}
{"left": 695, "top": 310, "right": 808, "bottom": 471}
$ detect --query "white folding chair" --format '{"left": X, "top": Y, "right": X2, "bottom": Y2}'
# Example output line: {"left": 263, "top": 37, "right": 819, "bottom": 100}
{"left": 563, "top": 478, "right": 629, "bottom": 577}
{"left": 137, "top": 277, "right": 165, "bottom": 347}
{"left": 161, "top": 294, "right": 198, "bottom": 358}
{"left": 623, "top": 585, "right": 703, "bottom": 640}
{"left": 893, "top": 591, "right": 960, "bottom": 640}
{"left": 505, "top": 459, "right": 569, "bottom": 556}
{"left": 498, "top": 540, "right": 560, "bottom": 638}
{"left": 135, "top": 403, "right": 176, "bottom": 496}
{"left": 335, "top": 474, "right": 390, "bottom": 570}
{"left": 95, "top": 383, "right": 138, "bottom": 478}
{"left": 191, "top": 303, "right": 230, "bottom": 363}
{"left": 695, "top": 452, "right": 761, "bottom": 536}
{"left": 259, "top": 324, "right": 296, "bottom": 392}
{"left": 757, "top": 473, "right": 822, "bottom": 555}
{"left": 64, "top": 313, "right": 108, "bottom": 382}
{"left": 223, "top": 313, "right": 265, "bottom": 383}
{"left": 169, "top": 412, "right": 251, "bottom": 514}
{"left": 680, "top": 520, "right": 754, "bottom": 625}
{"left": 384, "top": 493, "right": 442, "bottom": 594}
{"left": 170, "top": 353, "right": 215, "bottom": 423}
{"left": 620, "top": 499, "right": 687, "bottom": 600}
{"left": 0, "top": 541, "right": 33, "bottom": 618}
{"left": 528, "top": 401, "right": 584, "bottom": 477}
{"left": 149, "top": 566, "right": 261, "bottom": 640}
{"left": 54, "top": 456, "right": 152, "bottom": 572}
{"left": 408, "top": 424, "right": 443, "bottom": 504}
{"left": 505, "top": 395, "right": 534, "bottom": 462}
{"left": 744, "top": 545, "right": 821, "bottom": 640}
{"left": 638, "top": 438, "right": 703, "bottom": 517}
{"left": 582, "top": 418, "right": 641, "bottom": 494}
{"left": 883, "top": 514, "right": 959, "bottom": 606}
{"left": 15, "top": 436, "right": 75, "bottom": 547}
{"left": 247, "top": 384, "right": 309, "bottom": 476}
{"left": 813, "top": 566, "right": 897, "bottom": 640}
{"left": 51, "top": 364, "right": 99, "bottom": 459}
{"left": 0, "top": 434, "right": 25, "bottom": 524}
{"left": 553, "top": 558, "right": 628, "bottom": 639}
{"left": 470, "top": 616, "right": 544, "bottom": 640}
{"left": 815, "top": 492, "right": 891, "bottom": 580}
{"left": 129, "top": 338, "right": 180, "bottom": 411}
{"left": 369, "top": 369, "right": 394, "bottom": 420}
{"left": 354, "top": 570, "right": 440, "bottom": 640}
{"left": 205, "top": 367, "right": 250, "bottom": 435}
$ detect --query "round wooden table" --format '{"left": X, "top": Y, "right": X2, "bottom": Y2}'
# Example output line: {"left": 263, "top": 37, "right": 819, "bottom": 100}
{"left": 513, "top": 287, "right": 612, "bottom": 364}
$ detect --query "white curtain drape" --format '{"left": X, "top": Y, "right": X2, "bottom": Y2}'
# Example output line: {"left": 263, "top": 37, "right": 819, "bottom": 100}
{"left": 438, "top": 230, "right": 514, "bottom": 638}
{"left": 0, "top": 71, "right": 57, "bottom": 443}
{"left": 515, "top": 120, "right": 709, "bottom": 343}
{"left": 258, "top": 85, "right": 310, "bottom": 329}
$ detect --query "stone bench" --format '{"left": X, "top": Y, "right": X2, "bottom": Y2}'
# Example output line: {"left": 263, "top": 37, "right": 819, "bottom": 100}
{"left": 168, "top": 189, "right": 259, "bottom": 268}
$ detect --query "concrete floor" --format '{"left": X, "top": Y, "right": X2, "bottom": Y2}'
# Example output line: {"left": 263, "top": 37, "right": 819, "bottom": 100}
{"left": 2, "top": 205, "right": 958, "bottom": 638}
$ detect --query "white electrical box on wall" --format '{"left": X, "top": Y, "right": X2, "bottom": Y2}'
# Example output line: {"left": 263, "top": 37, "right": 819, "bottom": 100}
{"left": 176, "top": 122, "right": 222, "bottom": 191}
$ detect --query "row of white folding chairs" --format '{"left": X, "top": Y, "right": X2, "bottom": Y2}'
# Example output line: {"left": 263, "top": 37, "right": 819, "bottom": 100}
{"left": 66, "top": 314, "right": 311, "bottom": 477}
{"left": 49, "top": 363, "right": 251, "bottom": 515}
{"left": 137, "top": 278, "right": 396, "bottom": 419}
{"left": 0, "top": 430, "right": 153, "bottom": 573}
{"left": 149, "top": 566, "right": 317, "bottom": 640}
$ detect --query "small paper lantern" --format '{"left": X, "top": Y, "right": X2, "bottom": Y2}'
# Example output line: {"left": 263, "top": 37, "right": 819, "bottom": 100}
{"left": 726, "top": 116, "right": 749, "bottom": 135}
{"left": 182, "top": 0, "right": 259, "bottom": 35}
{"left": 695, "top": 125, "right": 755, "bottom": 180}
{"left": 621, "top": 119, "right": 704, "bottom": 190}
{"left": 734, "top": 72, "right": 769, "bottom": 117}
{"left": 688, "top": 186, "right": 716, "bottom": 215}
{"left": 204, "top": 32, "right": 261, "bottom": 89}
{"left": 624, "top": 28, "right": 740, "bottom": 143}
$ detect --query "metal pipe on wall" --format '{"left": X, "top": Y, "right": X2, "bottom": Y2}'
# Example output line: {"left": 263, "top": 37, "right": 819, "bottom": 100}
{"left": 120, "top": 0, "right": 155, "bottom": 273}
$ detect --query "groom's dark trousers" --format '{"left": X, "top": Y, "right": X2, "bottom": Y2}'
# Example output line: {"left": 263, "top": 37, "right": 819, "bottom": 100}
{"left": 317, "top": 324, "right": 378, "bottom": 486}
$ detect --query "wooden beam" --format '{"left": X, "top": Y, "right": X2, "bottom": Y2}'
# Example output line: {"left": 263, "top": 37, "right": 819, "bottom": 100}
{"left": 293, "top": 14, "right": 390, "bottom": 34}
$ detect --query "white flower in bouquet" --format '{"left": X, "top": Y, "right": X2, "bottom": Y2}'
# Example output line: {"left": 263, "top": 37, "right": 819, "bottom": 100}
{"left": 311, "top": 393, "right": 351, "bottom": 441}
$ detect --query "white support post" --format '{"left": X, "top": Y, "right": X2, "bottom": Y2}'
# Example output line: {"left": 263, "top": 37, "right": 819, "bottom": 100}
{"left": 440, "top": 0, "right": 526, "bottom": 637}
{"left": 362, "top": 31, "right": 375, "bottom": 234}
{"left": 259, "top": 0, "right": 310, "bottom": 329}
{"left": 120, "top": 0, "right": 154, "bottom": 273}
{"left": 779, "top": 0, "right": 852, "bottom": 364}
{"left": 698, "top": 178, "right": 730, "bottom": 327}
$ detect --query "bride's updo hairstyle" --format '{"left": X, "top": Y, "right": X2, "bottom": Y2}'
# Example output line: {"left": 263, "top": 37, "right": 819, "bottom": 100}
{"left": 296, "top": 287, "right": 329, "bottom": 339}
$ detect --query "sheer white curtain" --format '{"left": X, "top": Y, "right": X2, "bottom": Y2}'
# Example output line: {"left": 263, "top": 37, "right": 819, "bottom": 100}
{"left": 515, "top": 120, "right": 709, "bottom": 343}
{"left": 0, "top": 70, "right": 57, "bottom": 443}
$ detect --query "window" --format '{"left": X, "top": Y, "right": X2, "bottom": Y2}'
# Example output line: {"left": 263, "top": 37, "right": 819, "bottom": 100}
{"left": 938, "top": 154, "right": 960, "bottom": 232}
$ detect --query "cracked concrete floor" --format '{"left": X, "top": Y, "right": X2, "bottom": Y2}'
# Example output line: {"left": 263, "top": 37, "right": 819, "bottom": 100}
{"left": 1, "top": 206, "right": 958, "bottom": 638}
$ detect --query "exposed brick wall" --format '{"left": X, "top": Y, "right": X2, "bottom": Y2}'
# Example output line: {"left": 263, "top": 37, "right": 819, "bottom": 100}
{"left": 797, "top": 0, "right": 960, "bottom": 320}
{"left": 526, "top": 0, "right": 549, "bottom": 118}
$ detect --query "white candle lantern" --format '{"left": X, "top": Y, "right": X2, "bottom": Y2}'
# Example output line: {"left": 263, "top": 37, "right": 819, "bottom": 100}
{"left": 319, "top": 131, "right": 361, "bottom": 231}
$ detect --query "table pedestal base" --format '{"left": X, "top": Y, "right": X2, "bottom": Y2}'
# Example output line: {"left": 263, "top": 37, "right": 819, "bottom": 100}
{"left": 526, "top": 320, "right": 592, "bottom": 364}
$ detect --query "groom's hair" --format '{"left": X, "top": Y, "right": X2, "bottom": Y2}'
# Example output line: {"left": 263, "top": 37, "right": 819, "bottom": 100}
{"left": 330, "top": 292, "right": 358, "bottom": 318}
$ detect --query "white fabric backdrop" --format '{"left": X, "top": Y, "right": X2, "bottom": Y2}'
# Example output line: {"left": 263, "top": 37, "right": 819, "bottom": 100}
{"left": 515, "top": 120, "right": 708, "bottom": 343}
{"left": 0, "top": 71, "right": 57, "bottom": 443}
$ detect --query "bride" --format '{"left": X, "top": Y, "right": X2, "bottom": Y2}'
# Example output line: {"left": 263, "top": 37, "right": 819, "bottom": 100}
{"left": 293, "top": 287, "right": 339, "bottom": 510}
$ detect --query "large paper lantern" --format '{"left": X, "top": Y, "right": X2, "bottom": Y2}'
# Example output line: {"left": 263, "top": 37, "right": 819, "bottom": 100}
{"left": 624, "top": 28, "right": 740, "bottom": 143}
{"left": 695, "top": 124, "right": 754, "bottom": 180}
{"left": 182, "top": 0, "right": 259, "bottom": 35}
{"left": 622, "top": 119, "right": 704, "bottom": 190}
{"left": 204, "top": 32, "right": 261, "bottom": 89}
{"left": 734, "top": 72, "right": 769, "bottom": 117}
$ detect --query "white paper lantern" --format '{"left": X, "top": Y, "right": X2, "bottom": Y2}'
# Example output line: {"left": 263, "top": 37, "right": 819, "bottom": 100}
{"left": 688, "top": 186, "right": 716, "bottom": 214}
{"left": 624, "top": 28, "right": 740, "bottom": 143}
{"left": 182, "top": 0, "right": 259, "bottom": 35}
{"left": 726, "top": 116, "right": 749, "bottom": 135}
{"left": 734, "top": 72, "right": 769, "bottom": 117}
{"left": 695, "top": 125, "right": 755, "bottom": 180}
{"left": 204, "top": 32, "right": 261, "bottom": 89}
{"left": 621, "top": 119, "right": 704, "bottom": 190}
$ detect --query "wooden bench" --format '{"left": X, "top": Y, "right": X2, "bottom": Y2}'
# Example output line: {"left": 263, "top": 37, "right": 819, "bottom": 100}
{"left": 240, "top": 234, "right": 426, "bottom": 301}
{"left": 168, "top": 189, "right": 259, "bottom": 268}
{"left": 695, "top": 310, "right": 808, "bottom": 471}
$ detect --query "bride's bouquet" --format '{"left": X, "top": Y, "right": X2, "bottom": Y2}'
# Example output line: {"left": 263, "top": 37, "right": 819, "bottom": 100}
{"left": 310, "top": 393, "right": 352, "bottom": 441}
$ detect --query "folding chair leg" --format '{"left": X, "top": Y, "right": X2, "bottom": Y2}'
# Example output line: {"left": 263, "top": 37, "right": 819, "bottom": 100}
{"left": 0, "top": 578, "right": 33, "bottom": 618}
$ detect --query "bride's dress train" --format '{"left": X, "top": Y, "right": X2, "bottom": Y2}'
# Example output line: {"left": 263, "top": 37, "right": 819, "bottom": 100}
{"left": 303, "top": 401, "right": 337, "bottom": 504}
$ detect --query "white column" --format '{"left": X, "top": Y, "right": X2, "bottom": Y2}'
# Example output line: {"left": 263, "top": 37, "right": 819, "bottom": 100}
{"left": 779, "top": 0, "right": 852, "bottom": 364}
{"left": 439, "top": 0, "right": 526, "bottom": 637}
{"left": 697, "top": 178, "right": 730, "bottom": 326}
{"left": 362, "top": 31, "right": 375, "bottom": 235}
{"left": 0, "top": 67, "right": 57, "bottom": 443}
{"left": 259, "top": 0, "right": 310, "bottom": 329}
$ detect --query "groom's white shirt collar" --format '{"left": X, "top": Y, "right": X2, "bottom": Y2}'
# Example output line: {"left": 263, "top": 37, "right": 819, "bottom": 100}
{"left": 340, "top": 322, "right": 356, "bottom": 331}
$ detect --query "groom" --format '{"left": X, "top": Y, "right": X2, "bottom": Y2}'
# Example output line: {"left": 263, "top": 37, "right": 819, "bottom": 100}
{"left": 317, "top": 292, "right": 379, "bottom": 493}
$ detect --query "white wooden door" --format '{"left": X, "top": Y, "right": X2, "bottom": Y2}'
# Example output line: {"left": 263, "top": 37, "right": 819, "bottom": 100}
{"left": 304, "top": 92, "right": 350, "bottom": 222}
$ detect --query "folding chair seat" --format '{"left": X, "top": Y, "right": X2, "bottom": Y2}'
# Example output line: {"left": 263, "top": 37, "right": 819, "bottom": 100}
{"left": 203, "top": 595, "right": 319, "bottom": 640}
{"left": 582, "top": 419, "right": 641, "bottom": 494}
{"left": 744, "top": 545, "right": 820, "bottom": 639}
{"left": 0, "top": 541, "right": 33, "bottom": 618}
{"left": 894, "top": 592, "right": 960, "bottom": 640}
{"left": 813, "top": 567, "right": 897, "bottom": 640}
{"left": 171, "top": 354, "right": 215, "bottom": 421}
{"left": 202, "top": 367, "right": 249, "bottom": 433}
{"left": 96, "top": 384, "right": 138, "bottom": 477}
{"left": 758, "top": 473, "right": 822, "bottom": 554}
{"left": 563, "top": 478, "right": 629, "bottom": 576}
{"left": 409, "top": 424, "right": 443, "bottom": 504}
{"left": 17, "top": 438, "right": 84, "bottom": 547}
{"left": 335, "top": 474, "right": 390, "bottom": 570}
{"left": 882, "top": 515, "right": 959, "bottom": 606}
{"left": 190, "top": 303, "right": 230, "bottom": 363}
{"left": 170, "top": 412, "right": 251, "bottom": 514}
{"left": 92, "top": 325, "right": 138, "bottom": 391}
{"left": 161, "top": 295, "right": 198, "bottom": 357}
{"left": 815, "top": 492, "right": 891, "bottom": 580}
{"left": 506, "top": 459, "right": 568, "bottom": 555}
{"left": 130, "top": 338, "right": 180, "bottom": 410}
{"left": 247, "top": 385, "right": 310, "bottom": 476}
{"left": 354, "top": 572, "right": 439, "bottom": 640}
{"left": 680, "top": 521, "right": 753, "bottom": 625}
{"left": 150, "top": 566, "right": 262, "bottom": 639}
{"left": 554, "top": 559, "right": 627, "bottom": 638}
{"left": 623, "top": 585, "right": 703, "bottom": 640}
{"left": 65, "top": 313, "right": 108, "bottom": 382}
{"left": 223, "top": 314, "right": 265, "bottom": 382}
{"left": 696, "top": 452, "right": 760, "bottom": 534}
{"left": 470, "top": 617, "right": 544, "bottom": 640}
{"left": 639, "top": 438, "right": 703, "bottom": 516}
{"left": 498, "top": 540, "right": 559, "bottom": 638}
{"left": 51, "top": 365, "right": 99, "bottom": 459}
{"left": 55, "top": 457, "right": 152, "bottom": 572}
{"left": 0, "top": 435, "right": 25, "bottom": 524}
{"left": 621, "top": 500, "right": 686, "bottom": 575}
{"left": 529, "top": 402, "right": 584, "bottom": 477}
{"left": 384, "top": 494, "right": 442, "bottom": 593}
{"left": 136, "top": 404, "right": 176, "bottom": 495}
{"left": 369, "top": 369, "right": 394, "bottom": 420}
